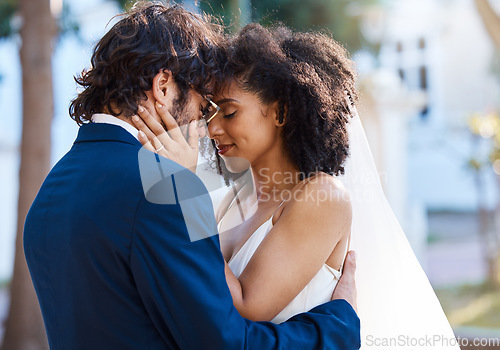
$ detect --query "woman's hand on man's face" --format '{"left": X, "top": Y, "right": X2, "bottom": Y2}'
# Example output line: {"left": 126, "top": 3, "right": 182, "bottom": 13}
{"left": 132, "top": 101, "right": 199, "bottom": 173}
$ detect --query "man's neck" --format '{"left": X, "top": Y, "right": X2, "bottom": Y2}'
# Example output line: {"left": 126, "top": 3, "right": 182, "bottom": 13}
{"left": 92, "top": 112, "right": 139, "bottom": 141}
{"left": 102, "top": 107, "right": 138, "bottom": 130}
{"left": 115, "top": 115, "right": 137, "bottom": 130}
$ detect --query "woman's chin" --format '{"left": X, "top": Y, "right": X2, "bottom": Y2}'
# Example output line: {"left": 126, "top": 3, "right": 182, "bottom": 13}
{"left": 222, "top": 156, "right": 251, "bottom": 173}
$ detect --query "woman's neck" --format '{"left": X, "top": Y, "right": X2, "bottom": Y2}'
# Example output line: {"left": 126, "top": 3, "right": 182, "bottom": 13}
{"left": 250, "top": 157, "right": 301, "bottom": 203}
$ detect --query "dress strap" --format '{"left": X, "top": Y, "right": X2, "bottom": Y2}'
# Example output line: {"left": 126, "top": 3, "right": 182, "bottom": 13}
{"left": 277, "top": 197, "right": 287, "bottom": 210}
{"left": 346, "top": 232, "right": 351, "bottom": 254}
{"left": 339, "top": 232, "right": 352, "bottom": 274}
{"left": 323, "top": 263, "right": 342, "bottom": 279}
{"left": 270, "top": 173, "right": 319, "bottom": 222}
{"left": 270, "top": 197, "right": 287, "bottom": 223}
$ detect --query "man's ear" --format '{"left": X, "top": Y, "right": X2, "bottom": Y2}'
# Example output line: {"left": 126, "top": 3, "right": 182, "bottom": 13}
{"left": 152, "top": 70, "right": 175, "bottom": 105}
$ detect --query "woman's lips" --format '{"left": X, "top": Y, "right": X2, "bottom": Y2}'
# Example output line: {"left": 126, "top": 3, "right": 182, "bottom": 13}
{"left": 217, "top": 144, "right": 235, "bottom": 156}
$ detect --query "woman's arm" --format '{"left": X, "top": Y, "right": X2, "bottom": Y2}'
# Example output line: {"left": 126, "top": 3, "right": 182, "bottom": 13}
{"left": 224, "top": 175, "right": 352, "bottom": 321}
{"left": 225, "top": 260, "right": 245, "bottom": 305}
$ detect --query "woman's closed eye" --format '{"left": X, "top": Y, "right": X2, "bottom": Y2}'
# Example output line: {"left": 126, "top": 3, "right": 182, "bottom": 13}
{"left": 223, "top": 111, "right": 237, "bottom": 119}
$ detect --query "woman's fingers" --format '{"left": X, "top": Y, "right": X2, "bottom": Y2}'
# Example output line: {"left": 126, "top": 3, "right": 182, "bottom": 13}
{"left": 132, "top": 114, "right": 157, "bottom": 142}
{"left": 151, "top": 137, "right": 165, "bottom": 154}
{"left": 137, "top": 130, "right": 156, "bottom": 153}
{"left": 155, "top": 102, "right": 186, "bottom": 144}
{"left": 137, "top": 128, "right": 164, "bottom": 155}
{"left": 137, "top": 131, "right": 171, "bottom": 160}
{"left": 136, "top": 105, "right": 173, "bottom": 147}
{"left": 135, "top": 116, "right": 170, "bottom": 158}
{"left": 132, "top": 101, "right": 198, "bottom": 172}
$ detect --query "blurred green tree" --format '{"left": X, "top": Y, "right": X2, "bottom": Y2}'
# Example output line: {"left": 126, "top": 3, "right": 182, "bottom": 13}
{"left": 75, "top": 0, "right": 382, "bottom": 53}
{"left": 115, "top": 0, "right": 134, "bottom": 11}
{"left": 0, "top": 0, "right": 17, "bottom": 38}
{"left": 473, "top": 0, "right": 500, "bottom": 289}
{"left": 199, "top": 0, "right": 381, "bottom": 53}
{"left": 467, "top": 112, "right": 500, "bottom": 289}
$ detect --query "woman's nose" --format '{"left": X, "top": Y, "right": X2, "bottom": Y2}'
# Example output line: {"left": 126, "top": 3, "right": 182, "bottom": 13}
{"left": 207, "top": 116, "right": 223, "bottom": 139}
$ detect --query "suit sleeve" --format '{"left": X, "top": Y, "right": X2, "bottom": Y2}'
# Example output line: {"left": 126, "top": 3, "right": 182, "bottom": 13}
{"left": 129, "top": 170, "right": 360, "bottom": 350}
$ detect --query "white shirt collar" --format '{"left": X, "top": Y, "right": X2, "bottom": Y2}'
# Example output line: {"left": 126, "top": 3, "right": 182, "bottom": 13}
{"left": 91, "top": 113, "right": 139, "bottom": 141}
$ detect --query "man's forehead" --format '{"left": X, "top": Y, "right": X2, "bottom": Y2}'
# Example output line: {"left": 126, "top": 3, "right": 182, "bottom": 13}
{"left": 190, "top": 87, "right": 213, "bottom": 103}
{"left": 193, "top": 80, "right": 216, "bottom": 97}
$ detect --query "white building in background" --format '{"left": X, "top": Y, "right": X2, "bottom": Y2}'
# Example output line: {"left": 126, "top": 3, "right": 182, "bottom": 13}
{"left": 371, "top": 0, "right": 500, "bottom": 213}
{"left": 349, "top": 0, "right": 499, "bottom": 262}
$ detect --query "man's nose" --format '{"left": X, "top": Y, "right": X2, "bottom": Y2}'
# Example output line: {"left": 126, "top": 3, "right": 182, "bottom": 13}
{"left": 197, "top": 123, "right": 207, "bottom": 138}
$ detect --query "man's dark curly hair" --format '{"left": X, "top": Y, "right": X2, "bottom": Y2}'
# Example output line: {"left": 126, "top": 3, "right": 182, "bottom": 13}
{"left": 215, "top": 24, "right": 357, "bottom": 180}
{"left": 69, "top": 2, "right": 226, "bottom": 125}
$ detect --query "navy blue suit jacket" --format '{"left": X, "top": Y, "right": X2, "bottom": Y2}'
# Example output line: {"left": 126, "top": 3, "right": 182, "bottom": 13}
{"left": 24, "top": 122, "right": 360, "bottom": 349}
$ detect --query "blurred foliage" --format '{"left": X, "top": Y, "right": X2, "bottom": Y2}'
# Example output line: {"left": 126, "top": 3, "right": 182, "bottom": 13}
{"left": 111, "top": 0, "right": 384, "bottom": 53}
{"left": 0, "top": 0, "right": 17, "bottom": 39}
{"left": 58, "top": 3, "right": 80, "bottom": 36}
{"left": 436, "top": 282, "right": 500, "bottom": 329}
{"left": 467, "top": 111, "right": 500, "bottom": 290}
{"left": 0, "top": 0, "right": 383, "bottom": 54}
{"left": 199, "top": 0, "right": 381, "bottom": 53}
{"left": 468, "top": 111, "right": 500, "bottom": 169}
{"left": 115, "top": 0, "right": 137, "bottom": 11}
{"left": 0, "top": 0, "right": 79, "bottom": 40}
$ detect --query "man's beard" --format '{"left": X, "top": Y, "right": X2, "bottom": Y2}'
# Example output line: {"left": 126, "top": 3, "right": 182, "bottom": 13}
{"left": 165, "top": 92, "right": 191, "bottom": 140}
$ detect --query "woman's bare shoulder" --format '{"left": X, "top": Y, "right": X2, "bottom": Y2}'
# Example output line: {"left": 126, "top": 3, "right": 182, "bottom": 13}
{"left": 291, "top": 172, "right": 350, "bottom": 210}
{"left": 272, "top": 172, "right": 351, "bottom": 238}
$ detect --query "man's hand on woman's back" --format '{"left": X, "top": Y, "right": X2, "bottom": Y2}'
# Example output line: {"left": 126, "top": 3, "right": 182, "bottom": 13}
{"left": 332, "top": 250, "right": 357, "bottom": 312}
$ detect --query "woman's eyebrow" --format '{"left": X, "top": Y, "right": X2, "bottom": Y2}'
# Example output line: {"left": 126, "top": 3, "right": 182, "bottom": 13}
{"left": 214, "top": 98, "right": 239, "bottom": 105}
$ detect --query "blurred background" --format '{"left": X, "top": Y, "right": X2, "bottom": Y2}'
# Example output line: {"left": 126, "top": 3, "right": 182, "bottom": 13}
{"left": 1, "top": 0, "right": 500, "bottom": 349}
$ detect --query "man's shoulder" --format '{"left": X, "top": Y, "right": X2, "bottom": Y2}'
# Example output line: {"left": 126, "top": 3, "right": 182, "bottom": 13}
{"left": 50, "top": 139, "right": 209, "bottom": 210}
{"left": 137, "top": 146, "right": 207, "bottom": 199}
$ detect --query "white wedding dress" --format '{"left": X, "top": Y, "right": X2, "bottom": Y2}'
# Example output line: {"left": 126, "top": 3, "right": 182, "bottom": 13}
{"left": 222, "top": 212, "right": 342, "bottom": 324}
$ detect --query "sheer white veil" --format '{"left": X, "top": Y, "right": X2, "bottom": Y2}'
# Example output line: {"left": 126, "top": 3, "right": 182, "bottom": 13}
{"left": 340, "top": 107, "right": 459, "bottom": 349}
{"left": 205, "top": 103, "right": 459, "bottom": 349}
